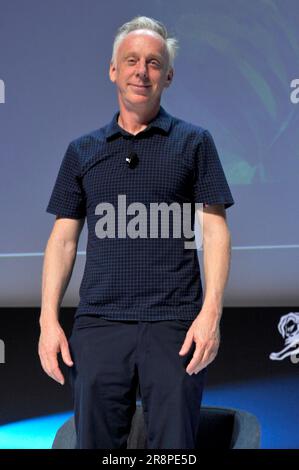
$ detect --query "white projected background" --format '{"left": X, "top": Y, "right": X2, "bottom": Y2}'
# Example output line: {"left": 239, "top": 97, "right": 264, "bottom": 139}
{"left": 0, "top": 0, "right": 298, "bottom": 307}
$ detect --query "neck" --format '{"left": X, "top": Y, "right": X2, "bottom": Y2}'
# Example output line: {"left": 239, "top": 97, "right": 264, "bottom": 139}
{"left": 117, "top": 103, "right": 160, "bottom": 135}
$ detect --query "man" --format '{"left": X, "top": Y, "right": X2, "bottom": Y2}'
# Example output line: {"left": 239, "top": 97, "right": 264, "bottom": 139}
{"left": 38, "top": 16, "right": 234, "bottom": 449}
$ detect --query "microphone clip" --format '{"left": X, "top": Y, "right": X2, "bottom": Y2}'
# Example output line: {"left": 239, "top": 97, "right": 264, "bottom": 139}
{"left": 126, "top": 152, "right": 139, "bottom": 169}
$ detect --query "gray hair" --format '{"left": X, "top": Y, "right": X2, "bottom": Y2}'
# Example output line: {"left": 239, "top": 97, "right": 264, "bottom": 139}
{"left": 111, "top": 16, "right": 179, "bottom": 70}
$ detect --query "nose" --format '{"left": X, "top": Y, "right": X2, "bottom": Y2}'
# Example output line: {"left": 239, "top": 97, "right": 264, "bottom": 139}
{"left": 135, "top": 60, "right": 148, "bottom": 79}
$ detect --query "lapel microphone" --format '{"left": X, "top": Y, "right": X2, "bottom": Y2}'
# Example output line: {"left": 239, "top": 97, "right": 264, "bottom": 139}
{"left": 126, "top": 152, "right": 139, "bottom": 169}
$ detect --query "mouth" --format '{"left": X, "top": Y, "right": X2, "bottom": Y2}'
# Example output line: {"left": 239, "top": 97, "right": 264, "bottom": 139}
{"left": 129, "top": 84, "right": 151, "bottom": 89}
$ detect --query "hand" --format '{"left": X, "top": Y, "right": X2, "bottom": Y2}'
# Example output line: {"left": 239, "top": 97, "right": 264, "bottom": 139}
{"left": 178, "top": 311, "right": 220, "bottom": 375}
{"left": 38, "top": 320, "right": 73, "bottom": 385}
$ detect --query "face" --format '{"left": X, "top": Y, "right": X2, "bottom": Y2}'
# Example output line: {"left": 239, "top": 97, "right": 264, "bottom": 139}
{"left": 109, "top": 29, "right": 173, "bottom": 110}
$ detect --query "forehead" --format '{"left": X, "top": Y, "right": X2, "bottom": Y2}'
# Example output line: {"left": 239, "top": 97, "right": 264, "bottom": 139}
{"left": 117, "top": 29, "right": 167, "bottom": 57}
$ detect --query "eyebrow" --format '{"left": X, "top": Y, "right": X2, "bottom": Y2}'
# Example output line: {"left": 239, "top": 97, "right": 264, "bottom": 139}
{"left": 123, "top": 52, "right": 163, "bottom": 61}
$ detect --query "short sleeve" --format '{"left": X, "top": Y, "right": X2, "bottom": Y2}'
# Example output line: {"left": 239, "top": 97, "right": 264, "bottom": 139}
{"left": 193, "top": 130, "right": 234, "bottom": 209}
{"left": 46, "top": 142, "right": 86, "bottom": 219}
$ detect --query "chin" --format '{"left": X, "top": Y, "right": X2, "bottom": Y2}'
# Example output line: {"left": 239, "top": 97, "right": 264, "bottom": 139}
{"left": 130, "top": 95, "right": 151, "bottom": 103}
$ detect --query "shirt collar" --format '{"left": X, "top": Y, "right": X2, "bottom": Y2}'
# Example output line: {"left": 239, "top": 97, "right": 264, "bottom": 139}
{"left": 105, "top": 105, "right": 173, "bottom": 140}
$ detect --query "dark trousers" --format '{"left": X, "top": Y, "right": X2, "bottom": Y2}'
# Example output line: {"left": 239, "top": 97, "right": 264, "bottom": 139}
{"left": 68, "top": 314, "right": 208, "bottom": 449}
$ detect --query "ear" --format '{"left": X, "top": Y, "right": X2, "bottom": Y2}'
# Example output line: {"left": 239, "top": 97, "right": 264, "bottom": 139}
{"left": 109, "top": 61, "right": 116, "bottom": 83}
{"left": 164, "top": 67, "right": 174, "bottom": 88}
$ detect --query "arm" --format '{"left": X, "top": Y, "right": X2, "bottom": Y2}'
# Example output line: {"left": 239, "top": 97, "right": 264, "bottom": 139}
{"left": 179, "top": 204, "right": 232, "bottom": 374}
{"left": 38, "top": 216, "right": 85, "bottom": 385}
{"left": 201, "top": 203, "right": 232, "bottom": 318}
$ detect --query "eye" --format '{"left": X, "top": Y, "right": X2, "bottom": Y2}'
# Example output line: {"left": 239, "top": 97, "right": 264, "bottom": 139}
{"left": 150, "top": 60, "right": 161, "bottom": 67}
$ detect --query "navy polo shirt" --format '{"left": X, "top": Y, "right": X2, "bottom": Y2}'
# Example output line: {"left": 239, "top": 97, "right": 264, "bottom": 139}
{"left": 46, "top": 105, "right": 234, "bottom": 321}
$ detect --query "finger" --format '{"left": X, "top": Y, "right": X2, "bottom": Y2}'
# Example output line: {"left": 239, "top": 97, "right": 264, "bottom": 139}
{"left": 39, "top": 346, "right": 64, "bottom": 385}
{"left": 178, "top": 331, "right": 193, "bottom": 356}
{"left": 47, "top": 353, "right": 65, "bottom": 385}
{"left": 38, "top": 352, "right": 49, "bottom": 376}
{"left": 186, "top": 345, "right": 205, "bottom": 375}
{"left": 40, "top": 353, "right": 60, "bottom": 383}
{"left": 39, "top": 349, "right": 54, "bottom": 378}
{"left": 60, "top": 340, "right": 74, "bottom": 367}
{"left": 50, "top": 363, "right": 65, "bottom": 385}
{"left": 193, "top": 350, "right": 210, "bottom": 374}
{"left": 194, "top": 348, "right": 217, "bottom": 374}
